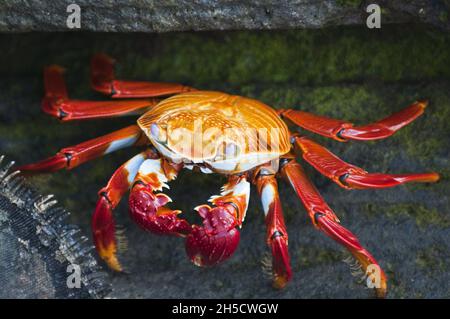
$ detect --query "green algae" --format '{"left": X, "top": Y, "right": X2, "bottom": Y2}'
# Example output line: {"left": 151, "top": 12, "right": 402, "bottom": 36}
{"left": 415, "top": 247, "right": 447, "bottom": 274}
{"left": 392, "top": 205, "right": 449, "bottom": 228}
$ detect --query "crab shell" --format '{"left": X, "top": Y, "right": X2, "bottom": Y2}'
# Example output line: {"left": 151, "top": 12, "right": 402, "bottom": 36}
{"left": 137, "top": 91, "right": 291, "bottom": 174}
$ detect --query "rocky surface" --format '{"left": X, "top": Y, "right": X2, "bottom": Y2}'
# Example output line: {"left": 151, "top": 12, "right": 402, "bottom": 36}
{"left": 0, "top": 161, "right": 110, "bottom": 299}
{"left": 0, "top": 25, "right": 449, "bottom": 298}
{"left": 0, "top": 0, "right": 449, "bottom": 33}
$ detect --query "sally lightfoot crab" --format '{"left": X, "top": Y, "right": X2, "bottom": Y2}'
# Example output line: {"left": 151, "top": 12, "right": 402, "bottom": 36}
{"left": 19, "top": 54, "right": 440, "bottom": 297}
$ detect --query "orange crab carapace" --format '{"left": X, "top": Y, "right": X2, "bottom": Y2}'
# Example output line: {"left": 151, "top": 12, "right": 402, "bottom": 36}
{"left": 19, "top": 54, "right": 440, "bottom": 297}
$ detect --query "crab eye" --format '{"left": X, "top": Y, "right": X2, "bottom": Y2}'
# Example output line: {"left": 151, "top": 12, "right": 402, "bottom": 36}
{"left": 215, "top": 142, "right": 240, "bottom": 161}
{"left": 150, "top": 123, "right": 167, "bottom": 143}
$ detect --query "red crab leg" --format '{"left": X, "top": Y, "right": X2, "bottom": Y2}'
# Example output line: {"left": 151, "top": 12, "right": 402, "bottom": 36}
{"left": 93, "top": 149, "right": 157, "bottom": 271}
{"left": 255, "top": 174, "right": 292, "bottom": 289}
{"left": 294, "top": 136, "right": 440, "bottom": 189}
{"left": 42, "top": 65, "right": 158, "bottom": 121}
{"left": 18, "top": 125, "right": 147, "bottom": 174}
{"left": 281, "top": 100, "right": 428, "bottom": 141}
{"left": 281, "top": 160, "right": 387, "bottom": 298}
{"left": 128, "top": 158, "right": 191, "bottom": 237}
{"left": 91, "top": 54, "right": 196, "bottom": 98}
{"left": 186, "top": 175, "right": 250, "bottom": 267}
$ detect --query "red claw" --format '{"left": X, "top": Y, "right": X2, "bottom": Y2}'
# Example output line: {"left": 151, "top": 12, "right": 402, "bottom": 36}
{"left": 186, "top": 204, "right": 240, "bottom": 267}
{"left": 128, "top": 183, "right": 191, "bottom": 236}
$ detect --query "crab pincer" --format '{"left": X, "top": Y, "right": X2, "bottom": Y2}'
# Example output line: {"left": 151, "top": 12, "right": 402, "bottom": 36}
{"left": 129, "top": 182, "right": 191, "bottom": 236}
{"left": 186, "top": 176, "right": 250, "bottom": 267}
{"left": 128, "top": 158, "right": 191, "bottom": 237}
{"left": 186, "top": 204, "right": 240, "bottom": 266}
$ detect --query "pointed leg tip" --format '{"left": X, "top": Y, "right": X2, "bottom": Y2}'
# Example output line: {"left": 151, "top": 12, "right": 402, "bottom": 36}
{"left": 98, "top": 244, "right": 124, "bottom": 272}
{"left": 272, "top": 275, "right": 290, "bottom": 289}
{"left": 429, "top": 172, "right": 440, "bottom": 183}
{"left": 16, "top": 155, "right": 67, "bottom": 175}
{"left": 408, "top": 172, "right": 441, "bottom": 184}
{"left": 375, "top": 285, "right": 388, "bottom": 299}
{"left": 92, "top": 196, "right": 124, "bottom": 272}
{"left": 416, "top": 99, "right": 429, "bottom": 109}
{"left": 103, "top": 252, "right": 124, "bottom": 272}
{"left": 270, "top": 236, "right": 292, "bottom": 290}
{"left": 95, "top": 230, "right": 124, "bottom": 272}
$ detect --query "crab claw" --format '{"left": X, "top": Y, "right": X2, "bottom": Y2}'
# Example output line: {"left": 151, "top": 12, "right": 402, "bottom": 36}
{"left": 185, "top": 204, "right": 240, "bottom": 267}
{"left": 129, "top": 183, "right": 191, "bottom": 236}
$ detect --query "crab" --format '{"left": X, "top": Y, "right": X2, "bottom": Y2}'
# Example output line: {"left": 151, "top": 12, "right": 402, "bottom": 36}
{"left": 19, "top": 54, "right": 440, "bottom": 297}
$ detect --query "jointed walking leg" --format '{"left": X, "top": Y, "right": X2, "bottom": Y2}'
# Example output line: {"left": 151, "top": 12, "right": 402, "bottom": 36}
{"left": 42, "top": 65, "right": 158, "bottom": 121}
{"left": 91, "top": 54, "right": 196, "bottom": 98}
{"left": 281, "top": 160, "right": 387, "bottom": 297}
{"left": 93, "top": 149, "right": 158, "bottom": 271}
{"left": 255, "top": 173, "right": 292, "bottom": 289}
{"left": 18, "top": 125, "right": 147, "bottom": 174}
{"left": 281, "top": 100, "right": 427, "bottom": 141}
{"left": 293, "top": 136, "right": 439, "bottom": 189}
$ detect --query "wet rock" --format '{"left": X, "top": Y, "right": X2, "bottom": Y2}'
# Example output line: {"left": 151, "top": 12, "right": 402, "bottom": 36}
{"left": 0, "top": 0, "right": 449, "bottom": 33}
{"left": 0, "top": 162, "right": 110, "bottom": 298}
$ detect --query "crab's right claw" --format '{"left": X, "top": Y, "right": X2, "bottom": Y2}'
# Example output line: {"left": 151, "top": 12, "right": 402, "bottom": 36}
{"left": 129, "top": 182, "right": 191, "bottom": 236}
{"left": 185, "top": 204, "right": 240, "bottom": 267}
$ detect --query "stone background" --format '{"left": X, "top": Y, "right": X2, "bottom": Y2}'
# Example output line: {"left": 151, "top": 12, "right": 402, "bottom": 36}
{"left": 0, "top": 24, "right": 449, "bottom": 298}
{"left": 0, "top": 0, "right": 449, "bottom": 32}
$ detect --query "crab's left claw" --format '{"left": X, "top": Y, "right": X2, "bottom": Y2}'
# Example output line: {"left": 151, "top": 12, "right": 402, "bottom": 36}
{"left": 186, "top": 176, "right": 250, "bottom": 267}
{"left": 186, "top": 204, "right": 240, "bottom": 266}
{"left": 129, "top": 182, "right": 191, "bottom": 236}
